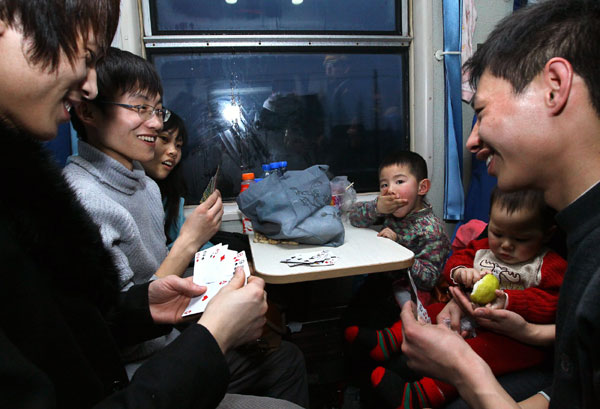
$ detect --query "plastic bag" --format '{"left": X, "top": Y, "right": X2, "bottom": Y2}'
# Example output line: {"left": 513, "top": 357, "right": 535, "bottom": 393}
{"left": 236, "top": 165, "right": 345, "bottom": 247}
{"left": 330, "top": 176, "right": 357, "bottom": 221}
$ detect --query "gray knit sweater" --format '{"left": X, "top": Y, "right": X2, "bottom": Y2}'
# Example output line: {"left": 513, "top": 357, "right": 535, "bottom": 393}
{"left": 63, "top": 141, "right": 167, "bottom": 290}
{"left": 63, "top": 141, "right": 171, "bottom": 362}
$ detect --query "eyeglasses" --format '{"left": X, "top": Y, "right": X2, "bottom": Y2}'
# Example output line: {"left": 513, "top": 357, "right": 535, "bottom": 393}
{"left": 98, "top": 101, "right": 171, "bottom": 123}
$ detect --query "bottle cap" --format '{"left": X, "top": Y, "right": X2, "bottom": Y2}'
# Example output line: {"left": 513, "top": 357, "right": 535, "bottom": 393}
{"left": 254, "top": 178, "right": 263, "bottom": 182}
{"left": 241, "top": 172, "right": 255, "bottom": 180}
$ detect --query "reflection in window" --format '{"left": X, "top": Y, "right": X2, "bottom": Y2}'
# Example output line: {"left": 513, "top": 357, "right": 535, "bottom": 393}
{"left": 151, "top": 52, "right": 409, "bottom": 201}
{"left": 151, "top": 0, "right": 397, "bottom": 33}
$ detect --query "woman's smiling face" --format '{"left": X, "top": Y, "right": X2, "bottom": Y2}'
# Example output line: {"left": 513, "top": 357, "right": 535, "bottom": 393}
{"left": 142, "top": 127, "right": 183, "bottom": 181}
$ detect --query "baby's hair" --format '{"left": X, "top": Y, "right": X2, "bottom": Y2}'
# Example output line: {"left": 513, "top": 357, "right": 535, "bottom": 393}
{"left": 378, "top": 150, "right": 428, "bottom": 182}
{"left": 490, "top": 187, "right": 556, "bottom": 231}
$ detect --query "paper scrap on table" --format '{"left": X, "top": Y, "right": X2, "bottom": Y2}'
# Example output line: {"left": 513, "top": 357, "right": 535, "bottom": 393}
{"left": 182, "top": 244, "right": 250, "bottom": 317}
{"left": 280, "top": 249, "right": 338, "bottom": 267}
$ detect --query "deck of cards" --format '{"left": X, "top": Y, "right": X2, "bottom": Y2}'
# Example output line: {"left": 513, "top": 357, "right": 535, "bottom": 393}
{"left": 281, "top": 249, "right": 338, "bottom": 267}
{"left": 182, "top": 243, "right": 251, "bottom": 317}
{"left": 200, "top": 166, "right": 219, "bottom": 203}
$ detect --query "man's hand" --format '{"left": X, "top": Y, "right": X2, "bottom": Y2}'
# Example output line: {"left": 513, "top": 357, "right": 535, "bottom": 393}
{"left": 449, "top": 286, "right": 553, "bottom": 346}
{"left": 179, "top": 190, "right": 224, "bottom": 249}
{"left": 400, "top": 301, "right": 522, "bottom": 408}
{"left": 485, "top": 289, "right": 507, "bottom": 310}
{"left": 376, "top": 187, "right": 408, "bottom": 214}
{"left": 400, "top": 301, "right": 479, "bottom": 384}
{"left": 377, "top": 227, "right": 398, "bottom": 241}
{"left": 198, "top": 269, "right": 268, "bottom": 354}
{"left": 148, "top": 276, "right": 207, "bottom": 324}
{"left": 436, "top": 298, "right": 467, "bottom": 336}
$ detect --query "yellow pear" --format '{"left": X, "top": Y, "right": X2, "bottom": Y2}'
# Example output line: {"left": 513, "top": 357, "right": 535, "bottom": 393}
{"left": 470, "top": 274, "right": 500, "bottom": 304}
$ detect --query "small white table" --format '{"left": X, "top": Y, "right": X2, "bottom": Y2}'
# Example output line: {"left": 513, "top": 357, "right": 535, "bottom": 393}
{"left": 249, "top": 223, "right": 414, "bottom": 284}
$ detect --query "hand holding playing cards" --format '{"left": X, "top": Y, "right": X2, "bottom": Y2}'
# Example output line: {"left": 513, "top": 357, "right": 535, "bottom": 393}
{"left": 179, "top": 190, "right": 224, "bottom": 250}
{"left": 148, "top": 276, "right": 207, "bottom": 324}
{"left": 198, "top": 269, "right": 268, "bottom": 353}
{"left": 376, "top": 187, "right": 408, "bottom": 214}
{"left": 400, "top": 301, "right": 513, "bottom": 408}
{"left": 400, "top": 301, "right": 484, "bottom": 385}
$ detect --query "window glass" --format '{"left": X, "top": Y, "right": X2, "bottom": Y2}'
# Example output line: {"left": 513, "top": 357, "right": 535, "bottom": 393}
{"left": 151, "top": 0, "right": 397, "bottom": 33}
{"left": 151, "top": 51, "right": 409, "bottom": 201}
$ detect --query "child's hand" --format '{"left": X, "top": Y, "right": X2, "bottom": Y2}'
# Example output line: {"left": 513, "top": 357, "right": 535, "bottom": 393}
{"left": 376, "top": 187, "right": 408, "bottom": 214}
{"left": 485, "top": 290, "right": 508, "bottom": 310}
{"left": 452, "top": 267, "right": 484, "bottom": 288}
{"left": 377, "top": 227, "right": 397, "bottom": 241}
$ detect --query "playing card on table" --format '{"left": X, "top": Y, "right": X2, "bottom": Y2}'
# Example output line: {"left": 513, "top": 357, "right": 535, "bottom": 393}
{"left": 281, "top": 250, "right": 337, "bottom": 267}
{"left": 308, "top": 254, "right": 338, "bottom": 267}
{"left": 200, "top": 166, "right": 219, "bottom": 203}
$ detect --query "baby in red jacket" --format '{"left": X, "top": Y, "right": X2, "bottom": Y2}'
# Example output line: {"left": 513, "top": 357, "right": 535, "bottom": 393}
{"left": 345, "top": 187, "right": 566, "bottom": 408}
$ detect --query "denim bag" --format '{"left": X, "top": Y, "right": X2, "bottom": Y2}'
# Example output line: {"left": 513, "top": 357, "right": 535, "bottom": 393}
{"left": 236, "top": 165, "right": 345, "bottom": 246}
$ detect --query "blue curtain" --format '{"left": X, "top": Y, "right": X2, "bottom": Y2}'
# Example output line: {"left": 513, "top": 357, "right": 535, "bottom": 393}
{"left": 450, "top": 116, "right": 497, "bottom": 243}
{"left": 44, "top": 122, "right": 73, "bottom": 167}
{"left": 442, "top": 0, "right": 464, "bottom": 221}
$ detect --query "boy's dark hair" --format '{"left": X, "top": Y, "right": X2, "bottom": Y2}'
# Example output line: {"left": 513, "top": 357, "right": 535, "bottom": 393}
{"left": 154, "top": 112, "right": 189, "bottom": 242}
{"left": 378, "top": 150, "right": 428, "bottom": 182}
{"left": 490, "top": 187, "right": 555, "bottom": 231}
{"left": 464, "top": 0, "right": 600, "bottom": 117}
{"left": 0, "top": 0, "right": 120, "bottom": 71}
{"left": 72, "top": 47, "right": 163, "bottom": 140}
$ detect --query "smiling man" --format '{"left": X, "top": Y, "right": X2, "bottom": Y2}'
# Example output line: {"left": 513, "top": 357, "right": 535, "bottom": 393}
{"left": 398, "top": 1, "right": 600, "bottom": 408}
{"left": 65, "top": 47, "right": 309, "bottom": 408}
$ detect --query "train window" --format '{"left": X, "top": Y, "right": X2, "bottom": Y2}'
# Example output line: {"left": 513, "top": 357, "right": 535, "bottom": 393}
{"left": 150, "top": 0, "right": 398, "bottom": 34}
{"left": 143, "top": 1, "right": 410, "bottom": 201}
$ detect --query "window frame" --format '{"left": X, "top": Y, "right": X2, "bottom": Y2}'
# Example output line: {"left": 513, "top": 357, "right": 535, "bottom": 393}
{"left": 140, "top": 0, "right": 415, "bottom": 220}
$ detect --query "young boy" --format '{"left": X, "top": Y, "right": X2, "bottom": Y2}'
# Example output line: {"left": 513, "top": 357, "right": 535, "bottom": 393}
{"left": 353, "top": 188, "right": 566, "bottom": 409}
{"left": 348, "top": 150, "right": 450, "bottom": 306}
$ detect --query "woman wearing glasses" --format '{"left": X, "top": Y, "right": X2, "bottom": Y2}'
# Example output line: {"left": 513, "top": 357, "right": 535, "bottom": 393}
{"left": 65, "top": 47, "right": 309, "bottom": 407}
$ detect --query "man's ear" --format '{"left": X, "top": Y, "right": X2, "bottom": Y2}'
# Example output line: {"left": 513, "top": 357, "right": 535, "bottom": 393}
{"left": 0, "top": 20, "right": 7, "bottom": 36}
{"left": 74, "top": 101, "right": 96, "bottom": 126}
{"left": 418, "top": 178, "right": 431, "bottom": 196}
{"left": 543, "top": 57, "right": 573, "bottom": 116}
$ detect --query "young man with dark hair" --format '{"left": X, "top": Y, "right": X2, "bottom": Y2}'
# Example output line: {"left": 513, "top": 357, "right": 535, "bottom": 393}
{"left": 66, "top": 47, "right": 308, "bottom": 407}
{"left": 400, "top": 1, "right": 600, "bottom": 408}
{"left": 0, "top": 1, "right": 304, "bottom": 408}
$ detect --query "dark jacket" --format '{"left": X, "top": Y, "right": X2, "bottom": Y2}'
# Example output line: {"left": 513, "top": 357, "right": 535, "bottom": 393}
{"left": 552, "top": 181, "right": 600, "bottom": 408}
{"left": 0, "top": 126, "right": 228, "bottom": 409}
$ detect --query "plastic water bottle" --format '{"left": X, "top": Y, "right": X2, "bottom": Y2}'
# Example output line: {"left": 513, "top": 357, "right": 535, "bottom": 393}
{"left": 240, "top": 172, "right": 255, "bottom": 193}
{"left": 261, "top": 163, "right": 271, "bottom": 178}
{"left": 279, "top": 161, "right": 287, "bottom": 175}
{"left": 269, "top": 162, "right": 281, "bottom": 176}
